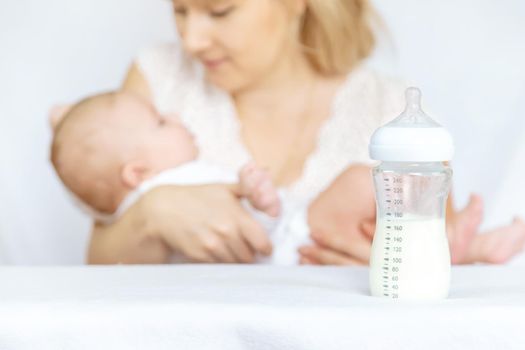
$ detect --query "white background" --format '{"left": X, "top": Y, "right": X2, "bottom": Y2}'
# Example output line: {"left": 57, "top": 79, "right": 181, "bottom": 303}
{"left": 0, "top": 0, "right": 524, "bottom": 264}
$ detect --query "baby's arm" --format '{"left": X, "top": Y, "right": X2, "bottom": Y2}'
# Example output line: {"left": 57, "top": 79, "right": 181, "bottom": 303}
{"left": 238, "top": 163, "right": 281, "bottom": 218}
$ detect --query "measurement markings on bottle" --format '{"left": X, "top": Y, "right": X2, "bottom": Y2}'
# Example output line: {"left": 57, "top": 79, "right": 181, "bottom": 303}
{"left": 383, "top": 176, "right": 404, "bottom": 299}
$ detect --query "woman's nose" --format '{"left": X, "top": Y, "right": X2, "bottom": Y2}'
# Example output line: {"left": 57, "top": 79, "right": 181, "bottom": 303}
{"left": 180, "top": 14, "right": 212, "bottom": 55}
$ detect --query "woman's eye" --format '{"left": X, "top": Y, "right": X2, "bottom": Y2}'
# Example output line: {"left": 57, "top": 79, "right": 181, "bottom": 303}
{"left": 210, "top": 6, "right": 234, "bottom": 18}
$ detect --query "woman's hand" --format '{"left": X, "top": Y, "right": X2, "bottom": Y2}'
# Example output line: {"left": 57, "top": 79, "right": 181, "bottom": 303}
{"left": 88, "top": 183, "right": 273, "bottom": 264}
{"left": 151, "top": 183, "right": 273, "bottom": 263}
{"left": 299, "top": 165, "right": 377, "bottom": 265}
{"left": 299, "top": 220, "right": 375, "bottom": 265}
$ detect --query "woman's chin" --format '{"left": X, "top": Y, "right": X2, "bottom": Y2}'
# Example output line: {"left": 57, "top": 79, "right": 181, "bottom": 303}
{"left": 206, "top": 74, "right": 244, "bottom": 93}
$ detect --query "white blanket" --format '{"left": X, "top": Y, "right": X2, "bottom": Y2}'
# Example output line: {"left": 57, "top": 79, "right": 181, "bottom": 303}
{"left": 0, "top": 265, "right": 524, "bottom": 349}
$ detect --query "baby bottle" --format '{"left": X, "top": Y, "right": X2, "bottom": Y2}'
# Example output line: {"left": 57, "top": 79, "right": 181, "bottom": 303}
{"left": 368, "top": 87, "right": 454, "bottom": 300}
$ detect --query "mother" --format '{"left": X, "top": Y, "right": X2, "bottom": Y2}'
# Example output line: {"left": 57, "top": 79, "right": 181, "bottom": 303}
{"left": 87, "top": 0, "right": 510, "bottom": 265}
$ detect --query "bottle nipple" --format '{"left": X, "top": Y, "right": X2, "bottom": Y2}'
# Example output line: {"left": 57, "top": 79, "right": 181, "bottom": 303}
{"left": 391, "top": 87, "right": 439, "bottom": 127}
{"left": 405, "top": 87, "right": 422, "bottom": 120}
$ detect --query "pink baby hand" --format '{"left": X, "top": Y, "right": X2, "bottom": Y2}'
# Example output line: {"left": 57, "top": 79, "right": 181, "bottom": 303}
{"left": 239, "top": 162, "right": 281, "bottom": 217}
{"left": 465, "top": 217, "right": 525, "bottom": 264}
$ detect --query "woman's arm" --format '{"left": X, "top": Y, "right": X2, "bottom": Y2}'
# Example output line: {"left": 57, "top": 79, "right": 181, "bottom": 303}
{"left": 87, "top": 183, "right": 273, "bottom": 264}
{"left": 300, "top": 165, "right": 376, "bottom": 265}
{"left": 300, "top": 165, "right": 525, "bottom": 265}
{"left": 87, "top": 193, "right": 170, "bottom": 264}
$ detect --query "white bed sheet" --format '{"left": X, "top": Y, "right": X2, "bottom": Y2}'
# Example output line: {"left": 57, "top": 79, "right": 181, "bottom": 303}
{"left": 0, "top": 265, "right": 524, "bottom": 349}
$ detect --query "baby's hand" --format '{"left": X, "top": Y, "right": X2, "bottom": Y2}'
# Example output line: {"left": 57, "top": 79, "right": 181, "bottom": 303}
{"left": 464, "top": 217, "right": 525, "bottom": 264}
{"left": 239, "top": 162, "right": 281, "bottom": 217}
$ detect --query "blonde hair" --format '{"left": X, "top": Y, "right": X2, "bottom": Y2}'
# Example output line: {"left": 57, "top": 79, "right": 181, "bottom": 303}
{"left": 300, "top": 0, "right": 377, "bottom": 75}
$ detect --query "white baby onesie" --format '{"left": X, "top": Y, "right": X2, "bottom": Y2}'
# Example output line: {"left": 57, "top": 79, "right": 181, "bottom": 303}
{"left": 114, "top": 161, "right": 312, "bottom": 265}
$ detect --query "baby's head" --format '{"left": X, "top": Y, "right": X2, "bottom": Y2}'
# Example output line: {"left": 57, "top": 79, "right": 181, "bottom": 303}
{"left": 51, "top": 91, "right": 197, "bottom": 215}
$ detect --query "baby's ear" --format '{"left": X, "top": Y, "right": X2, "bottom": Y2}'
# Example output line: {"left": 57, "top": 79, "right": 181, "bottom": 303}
{"left": 121, "top": 161, "right": 151, "bottom": 189}
{"left": 49, "top": 104, "right": 72, "bottom": 131}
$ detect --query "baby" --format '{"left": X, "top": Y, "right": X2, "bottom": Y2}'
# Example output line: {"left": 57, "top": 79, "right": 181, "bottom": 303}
{"left": 51, "top": 91, "right": 309, "bottom": 264}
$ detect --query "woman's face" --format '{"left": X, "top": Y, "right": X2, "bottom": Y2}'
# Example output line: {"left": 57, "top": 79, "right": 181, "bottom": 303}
{"left": 173, "top": 0, "right": 303, "bottom": 92}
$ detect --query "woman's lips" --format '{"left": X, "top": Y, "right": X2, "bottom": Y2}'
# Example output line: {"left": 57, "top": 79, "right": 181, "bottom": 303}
{"left": 203, "top": 58, "right": 228, "bottom": 69}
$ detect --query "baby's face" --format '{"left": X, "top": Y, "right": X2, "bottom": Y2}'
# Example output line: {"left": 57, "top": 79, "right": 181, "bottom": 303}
{"left": 52, "top": 92, "right": 199, "bottom": 214}
{"left": 126, "top": 105, "right": 198, "bottom": 173}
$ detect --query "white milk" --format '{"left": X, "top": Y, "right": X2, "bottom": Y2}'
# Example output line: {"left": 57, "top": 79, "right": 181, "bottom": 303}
{"left": 369, "top": 217, "right": 451, "bottom": 300}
